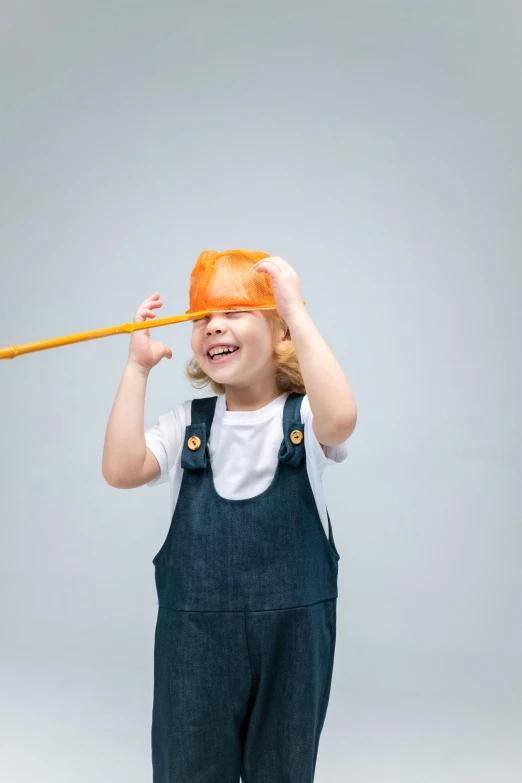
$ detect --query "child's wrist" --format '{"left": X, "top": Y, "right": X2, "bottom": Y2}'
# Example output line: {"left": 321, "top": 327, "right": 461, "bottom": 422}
{"left": 283, "top": 303, "right": 309, "bottom": 330}
{"left": 126, "top": 359, "right": 152, "bottom": 378}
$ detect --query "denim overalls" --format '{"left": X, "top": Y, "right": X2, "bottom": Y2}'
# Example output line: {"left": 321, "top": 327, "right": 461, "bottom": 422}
{"left": 151, "top": 392, "right": 341, "bottom": 782}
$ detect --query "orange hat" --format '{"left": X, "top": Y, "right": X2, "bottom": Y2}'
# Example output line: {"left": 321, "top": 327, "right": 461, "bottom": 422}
{"left": 185, "top": 249, "right": 278, "bottom": 317}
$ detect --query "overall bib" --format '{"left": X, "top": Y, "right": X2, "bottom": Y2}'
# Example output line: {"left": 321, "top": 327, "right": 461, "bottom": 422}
{"left": 151, "top": 392, "right": 341, "bottom": 783}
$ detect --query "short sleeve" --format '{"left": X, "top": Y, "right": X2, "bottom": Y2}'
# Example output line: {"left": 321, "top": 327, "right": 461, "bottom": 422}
{"left": 300, "top": 394, "right": 349, "bottom": 470}
{"left": 144, "top": 405, "right": 184, "bottom": 487}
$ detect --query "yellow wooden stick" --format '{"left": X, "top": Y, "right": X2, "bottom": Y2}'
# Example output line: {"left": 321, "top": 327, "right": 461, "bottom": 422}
{"left": 0, "top": 311, "right": 209, "bottom": 360}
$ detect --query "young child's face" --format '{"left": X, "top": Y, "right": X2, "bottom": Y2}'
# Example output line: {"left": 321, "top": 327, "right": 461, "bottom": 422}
{"left": 190, "top": 310, "right": 280, "bottom": 385}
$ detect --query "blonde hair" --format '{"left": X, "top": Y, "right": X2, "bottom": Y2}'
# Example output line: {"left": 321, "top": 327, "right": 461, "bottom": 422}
{"left": 184, "top": 310, "right": 306, "bottom": 395}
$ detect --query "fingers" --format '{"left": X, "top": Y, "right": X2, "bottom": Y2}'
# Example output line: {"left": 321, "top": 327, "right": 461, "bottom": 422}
{"left": 135, "top": 308, "right": 155, "bottom": 323}
{"left": 254, "top": 258, "right": 284, "bottom": 275}
{"left": 134, "top": 293, "right": 163, "bottom": 323}
{"left": 255, "top": 256, "right": 284, "bottom": 267}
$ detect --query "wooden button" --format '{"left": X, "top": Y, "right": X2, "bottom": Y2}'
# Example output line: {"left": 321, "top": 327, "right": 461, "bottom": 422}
{"left": 290, "top": 429, "right": 303, "bottom": 444}
{"left": 187, "top": 435, "right": 201, "bottom": 451}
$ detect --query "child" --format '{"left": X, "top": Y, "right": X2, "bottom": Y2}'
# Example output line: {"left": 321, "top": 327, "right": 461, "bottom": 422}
{"left": 102, "top": 249, "right": 357, "bottom": 783}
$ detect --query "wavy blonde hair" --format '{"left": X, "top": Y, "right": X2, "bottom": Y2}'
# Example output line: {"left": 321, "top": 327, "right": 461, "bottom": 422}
{"left": 184, "top": 309, "right": 306, "bottom": 395}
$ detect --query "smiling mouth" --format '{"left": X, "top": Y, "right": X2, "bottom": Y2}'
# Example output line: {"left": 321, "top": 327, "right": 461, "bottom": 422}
{"left": 207, "top": 347, "right": 241, "bottom": 363}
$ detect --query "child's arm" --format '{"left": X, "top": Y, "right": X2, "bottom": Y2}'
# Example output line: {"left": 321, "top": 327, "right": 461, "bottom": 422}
{"left": 102, "top": 293, "right": 172, "bottom": 489}
{"left": 253, "top": 256, "right": 357, "bottom": 446}
{"left": 102, "top": 361, "right": 160, "bottom": 488}
{"left": 285, "top": 305, "right": 357, "bottom": 446}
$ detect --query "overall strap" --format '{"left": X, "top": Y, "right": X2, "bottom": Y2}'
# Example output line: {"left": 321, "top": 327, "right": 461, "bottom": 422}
{"left": 278, "top": 392, "right": 306, "bottom": 467}
{"left": 180, "top": 396, "right": 218, "bottom": 470}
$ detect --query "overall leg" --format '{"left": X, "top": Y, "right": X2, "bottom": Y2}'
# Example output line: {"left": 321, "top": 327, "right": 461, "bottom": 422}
{"left": 241, "top": 599, "right": 337, "bottom": 783}
{"left": 152, "top": 607, "right": 252, "bottom": 783}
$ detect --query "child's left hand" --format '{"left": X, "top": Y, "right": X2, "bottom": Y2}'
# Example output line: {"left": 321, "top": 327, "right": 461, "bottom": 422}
{"left": 253, "top": 256, "right": 305, "bottom": 322}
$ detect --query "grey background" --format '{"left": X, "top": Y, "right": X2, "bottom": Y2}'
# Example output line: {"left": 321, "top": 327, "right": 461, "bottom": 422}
{"left": 1, "top": 1, "right": 521, "bottom": 781}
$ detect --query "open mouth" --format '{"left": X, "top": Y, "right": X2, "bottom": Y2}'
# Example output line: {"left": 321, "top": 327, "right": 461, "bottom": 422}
{"left": 207, "top": 347, "right": 241, "bottom": 363}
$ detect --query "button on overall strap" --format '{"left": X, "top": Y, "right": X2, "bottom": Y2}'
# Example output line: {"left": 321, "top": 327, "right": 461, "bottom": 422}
{"left": 278, "top": 392, "right": 306, "bottom": 467}
{"left": 180, "top": 396, "right": 218, "bottom": 470}
{"left": 180, "top": 393, "right": 306, "bottom": 470}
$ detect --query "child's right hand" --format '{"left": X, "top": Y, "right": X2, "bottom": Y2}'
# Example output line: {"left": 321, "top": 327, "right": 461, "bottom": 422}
{"left": 128, "top": 293, "right": 173, "bottom": 371}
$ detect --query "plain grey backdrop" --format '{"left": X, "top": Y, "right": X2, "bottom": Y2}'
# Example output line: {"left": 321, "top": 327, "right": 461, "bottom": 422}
{"left": 1, "top": 1, "right": 521, "bottom": 781}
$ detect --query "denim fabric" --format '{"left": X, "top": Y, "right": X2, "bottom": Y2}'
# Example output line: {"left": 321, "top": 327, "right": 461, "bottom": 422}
{"left": 152, "top": 393, "right": 340, "bottom": 612}
{"left": 152, "top": 598, "right": 336, "bottom": 783}
{"left": 151, "top": 393, "right": 341, "bottom": 782}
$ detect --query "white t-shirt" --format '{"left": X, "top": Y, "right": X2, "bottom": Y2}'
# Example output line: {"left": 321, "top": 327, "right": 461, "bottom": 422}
{"left": 144, "top": 392, "right": 348, "bottom": 539}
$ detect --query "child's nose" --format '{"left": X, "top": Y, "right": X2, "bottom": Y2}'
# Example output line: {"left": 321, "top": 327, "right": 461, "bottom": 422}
{"left": 206, "top": 314, "right": 227, "bottom": 331}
